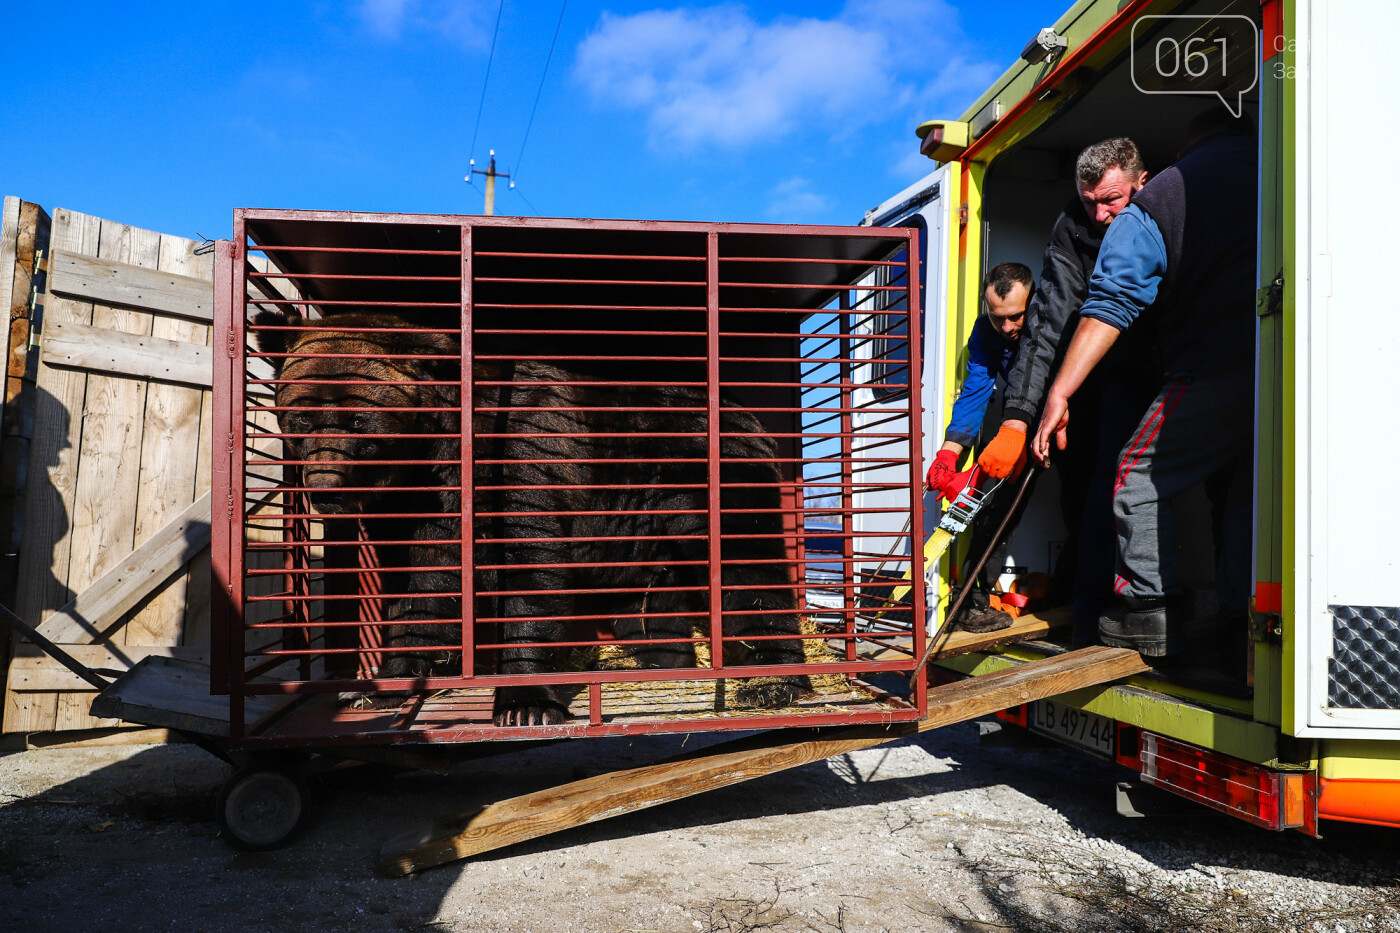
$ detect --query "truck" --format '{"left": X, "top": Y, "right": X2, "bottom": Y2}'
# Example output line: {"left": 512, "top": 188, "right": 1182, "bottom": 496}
{"left": 857, "top": 0, "right": 1398, "bottom": 834}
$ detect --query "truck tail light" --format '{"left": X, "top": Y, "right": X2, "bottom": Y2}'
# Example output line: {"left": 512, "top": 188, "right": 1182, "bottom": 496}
{"left": 1140, "top": 733, "right": 1318, "bottom": 835}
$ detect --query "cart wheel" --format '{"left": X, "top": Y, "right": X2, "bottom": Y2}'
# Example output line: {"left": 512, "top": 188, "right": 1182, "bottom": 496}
{"left": 217, "top": 766, "right": 308, "bottom": 850}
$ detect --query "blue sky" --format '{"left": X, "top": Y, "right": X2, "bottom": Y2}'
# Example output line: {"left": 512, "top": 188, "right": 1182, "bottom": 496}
{"left": 3, "top": 0, "right": 1065, "bottom": 241}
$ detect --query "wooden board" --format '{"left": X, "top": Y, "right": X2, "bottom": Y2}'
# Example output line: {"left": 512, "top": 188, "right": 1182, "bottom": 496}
{"left": 89, "top": 656, "right": 287, "bottom": 738}
{"left": 6, "top": 208, "right": 100, "bottom": 733}
{"left": 863, "top": 606, "right": 1073, "bottom": 665}
{"left": 41, "top": 319, "right": 212, "bottom": 387}
{"left": 0, "top": 197, "right": 21, "bottom": 686}
{"left": 0, "top": 198, "right": 20, "bottom": 385}
{"left": 378, "top": 646, "right": 1151, "bottom": 875}
{"left": 134, "top": 234, "right": 212, "bottom": 652}
{"left": 4, "top": 727, "right": 178, "bottom": 749}
{"left": 47, "top": 249, "right": 213, "bottom": 322}
{"left": 27, "top": 486, "right": 210, "bottom": 646}
{"left": 7, "top": 644, "right": 208, "bottom": 691}
{"left": 1, "top": 200, "right": 49, "bottom": 617}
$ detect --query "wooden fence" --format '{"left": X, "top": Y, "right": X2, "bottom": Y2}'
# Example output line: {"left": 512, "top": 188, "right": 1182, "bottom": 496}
{"left": 0, "top": 202, "right": 216, "bottom": 736}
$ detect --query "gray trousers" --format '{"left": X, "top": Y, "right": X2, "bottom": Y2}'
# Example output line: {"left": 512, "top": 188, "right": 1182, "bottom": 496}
{"left": 1111, "top": 370, "right": 1253, "bottom": 618}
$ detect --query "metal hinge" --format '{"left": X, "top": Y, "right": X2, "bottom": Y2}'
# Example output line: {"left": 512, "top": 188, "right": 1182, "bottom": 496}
{"left": 1257, "top": 269, "right": 1284, "bottom": 317}
{"left": 26, "top": 248, "right": 47, "bottom": 350}
{"left": 227, "top": 328, "right": 238, "bottom": 357}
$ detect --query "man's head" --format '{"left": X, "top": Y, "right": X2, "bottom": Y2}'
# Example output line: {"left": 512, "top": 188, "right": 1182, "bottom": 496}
{"left": 1075, "top": 137, "right": 1149, "bottom": 229}
{"left": 983, "top": 262, "right": 1034, "bottom": 342}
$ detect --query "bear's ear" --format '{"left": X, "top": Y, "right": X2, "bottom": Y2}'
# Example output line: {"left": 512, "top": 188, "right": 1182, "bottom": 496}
{"left": 412, "top": 327, "right": 463, "bottom": 408}
{"left": 251, "top": 310, "right": 304, "bottom": 358}
{"left": 418, "top": 328, "right": 461, "bottom": 359}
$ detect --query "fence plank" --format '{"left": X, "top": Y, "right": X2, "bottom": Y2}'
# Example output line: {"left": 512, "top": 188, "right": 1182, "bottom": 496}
{"left": 54, "top": 219, "right": 160, "bottom": 731}
{"left": 184, "top": 390, "right": 215, "bottom": 649}
{"left": 8, "top": 644, "right": 209, "bottom": 692}
{"left": 66, "top": 221, "right": 156, "bottom": 611}
{"left": 0, "top": 197, "right": 19, "bottom": 712}
{"left": 0, "top": 199, "right": 20, "bottom": 404}
{"left": 41, "top": 319, "right": 211, "bottom": 387}
{"left": 47, "top": 249, "right": 213, "bottom": 322}
{"left": 1, "top": 202, "right": 48, "bottom": 615}
{"left": 33, "top": 492, "right": 211, "bottom": 644}
{"left": 6, "top": 208, "right": 102, "bottom": 735}
{"left": 127, "top": 234, "right": 211, "bottom": 648}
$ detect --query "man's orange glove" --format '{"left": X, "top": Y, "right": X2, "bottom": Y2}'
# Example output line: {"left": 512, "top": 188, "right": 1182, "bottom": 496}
{"left": 925, "top": 449, "right": 959, "bottom": 498}
{"left": 977, "top": 422, "right": 1028, "bottom": 479}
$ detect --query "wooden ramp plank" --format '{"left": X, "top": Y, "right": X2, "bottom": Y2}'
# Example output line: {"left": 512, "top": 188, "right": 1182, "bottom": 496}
{"left": 378, "top": 645, "right": 1150, "bottom": 876}
{"left": 88, "top": 656, "right": 286, "bottom": 737}
{"left": 863, "top": 606, "right": 1072, "bottom": 665}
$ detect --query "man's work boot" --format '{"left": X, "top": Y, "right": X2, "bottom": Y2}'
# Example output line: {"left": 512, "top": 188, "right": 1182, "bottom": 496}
{"left": 1098, "top": 595, "right": 1185, "bottom": 657}
{"left": 951, "top": 588, "right": 1014, "bottom": 633}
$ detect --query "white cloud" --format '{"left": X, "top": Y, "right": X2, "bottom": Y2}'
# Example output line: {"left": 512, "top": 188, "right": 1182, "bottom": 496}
{"left": 574, "top": 0, "right": 992, "bottom": 151}
{"left": 765, "top": 177, "right": 831, "bottom": 221}
{"left": 357, "top": 0, "right": 491, "bottom": 46}
{"left": 359, "top": 0, "right": 414, "bottom": 39}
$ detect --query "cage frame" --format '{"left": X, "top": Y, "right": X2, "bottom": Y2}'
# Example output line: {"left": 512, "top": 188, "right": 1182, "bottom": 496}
{"left": 212, "top": 209, "right": 926, "bottom": 747}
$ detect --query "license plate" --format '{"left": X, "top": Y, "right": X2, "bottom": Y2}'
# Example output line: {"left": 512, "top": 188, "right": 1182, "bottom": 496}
{"left": 1027, "top": 699, "right": 1116, "bottom": 758}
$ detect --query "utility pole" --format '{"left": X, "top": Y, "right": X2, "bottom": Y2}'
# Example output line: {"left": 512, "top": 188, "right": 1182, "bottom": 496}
{"left": 466, "top": 150, "right": 510, "bottom": 216}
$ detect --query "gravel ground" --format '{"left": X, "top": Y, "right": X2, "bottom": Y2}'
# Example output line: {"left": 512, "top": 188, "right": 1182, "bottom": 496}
{"left": 2, "top": 719, "right": 1397, "bottom": 933}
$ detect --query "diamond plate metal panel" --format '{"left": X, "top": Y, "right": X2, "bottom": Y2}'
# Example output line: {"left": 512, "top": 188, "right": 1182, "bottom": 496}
{"left": 1328, "top": 605, "right": 1400, "bottom": 710}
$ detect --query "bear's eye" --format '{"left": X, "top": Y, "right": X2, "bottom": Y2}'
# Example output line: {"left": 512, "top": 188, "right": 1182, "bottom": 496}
{"left": 286, "top": 414, "right": 310, "bottom": 433}
{"left": 351, "top": 414, "right": 366, "bottom": 431}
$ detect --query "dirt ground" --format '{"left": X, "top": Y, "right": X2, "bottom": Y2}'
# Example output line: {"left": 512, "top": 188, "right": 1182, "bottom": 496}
{"left": 2, "top": 717, "right": 1398, "bottom": 933}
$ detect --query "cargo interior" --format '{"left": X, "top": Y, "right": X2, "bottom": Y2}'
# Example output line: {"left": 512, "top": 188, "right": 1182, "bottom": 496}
{"left": 970, "top": 1, "right": 1260, "bottom": 675}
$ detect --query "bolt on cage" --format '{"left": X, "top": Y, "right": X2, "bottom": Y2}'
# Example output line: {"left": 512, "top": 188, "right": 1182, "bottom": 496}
{"left": 211, "top": 210, "right": 926, "bottom": 745}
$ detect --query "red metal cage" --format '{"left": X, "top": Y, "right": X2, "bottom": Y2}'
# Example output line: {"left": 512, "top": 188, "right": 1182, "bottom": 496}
{"left": 211, "top": 210, "right": 926, "bottom": 746}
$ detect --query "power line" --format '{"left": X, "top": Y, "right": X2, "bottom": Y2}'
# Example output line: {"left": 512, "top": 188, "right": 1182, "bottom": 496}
{"left": 514, "top": 0, "right": 568, "bottom": 183}
{"left": 511, "top": 185, "right": 541, "bottom": 216}
{"left": 467, "top": 0, "right": 506, "bottom": 161}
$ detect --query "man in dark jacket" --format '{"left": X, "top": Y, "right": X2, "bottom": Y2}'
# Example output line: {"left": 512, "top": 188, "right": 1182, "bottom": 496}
{"left": 1032, "top": 111, "right": 1257, "bottom": 661}
{"left": 975, "top": 138, "right": 1156, "bottom": 644}
{"left": 926, "top": 262, "right": 1034, "bottom": 632}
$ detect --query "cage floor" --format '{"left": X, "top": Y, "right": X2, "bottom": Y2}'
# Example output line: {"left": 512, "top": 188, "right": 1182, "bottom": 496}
{"left": 252, "top": 674, "right": 912, "bottom": 745}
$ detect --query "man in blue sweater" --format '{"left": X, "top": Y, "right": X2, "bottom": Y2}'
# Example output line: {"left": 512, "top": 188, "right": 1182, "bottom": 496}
{"left": 1032, "top": 110, "right": 1257, "bottom": 663}
{"left": 927, "top": 262, "right": 1033, "bottom": 632}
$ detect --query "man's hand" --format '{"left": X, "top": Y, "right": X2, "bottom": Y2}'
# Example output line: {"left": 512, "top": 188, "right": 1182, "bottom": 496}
{"left": 925, "top": 449, "right": 959, "bottom": 497}
{"left": 977, "top": 421, "right": 1027, "bottom": 479}
{"left": 1033, "top": 393, "right": 1071, "bottom": 465}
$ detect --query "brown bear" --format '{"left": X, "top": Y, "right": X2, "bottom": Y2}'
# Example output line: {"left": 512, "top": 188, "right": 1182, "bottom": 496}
{"left": 252, "top": 310, "right": 809, "bottom": 726}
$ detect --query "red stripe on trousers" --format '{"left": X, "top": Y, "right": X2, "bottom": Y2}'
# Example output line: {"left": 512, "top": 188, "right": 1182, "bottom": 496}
{"left": 1114, "top": 382, "right": 1187, "bottom": 496}
{"left": 1110, "top": 382, "right": 1188, "bottom": 596}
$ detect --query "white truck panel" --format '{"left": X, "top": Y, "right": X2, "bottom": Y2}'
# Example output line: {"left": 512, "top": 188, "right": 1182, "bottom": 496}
{"left": 1295, "top": 0, "right": 1400, "bottom": 737}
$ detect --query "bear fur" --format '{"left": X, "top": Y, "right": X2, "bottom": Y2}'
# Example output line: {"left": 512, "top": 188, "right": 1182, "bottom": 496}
{"left": 252, "top": 310, "right": 808, "bottom": 725}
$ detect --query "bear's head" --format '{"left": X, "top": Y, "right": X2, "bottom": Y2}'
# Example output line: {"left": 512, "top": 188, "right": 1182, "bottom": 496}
{"left": 252, "top": 310, "right": 460, "bottom": 513}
